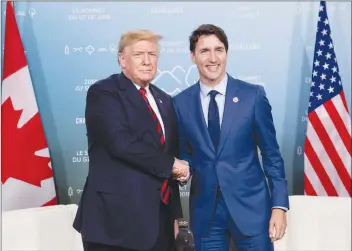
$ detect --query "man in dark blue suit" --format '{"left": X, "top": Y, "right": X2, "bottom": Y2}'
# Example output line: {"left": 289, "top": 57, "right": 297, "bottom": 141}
{"left": 73, "top": 29, "right": 190, "bottom": 251}
{"left": 173, "top": 24, "right": 290, "bottom": 251}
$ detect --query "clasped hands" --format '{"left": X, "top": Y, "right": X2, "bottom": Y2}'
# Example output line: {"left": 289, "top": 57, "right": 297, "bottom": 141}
{"left": 172, "top": 158, "right": 190, "bottom": 183}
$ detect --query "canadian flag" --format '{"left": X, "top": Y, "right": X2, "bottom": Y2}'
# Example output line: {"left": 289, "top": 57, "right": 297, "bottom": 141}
{"left": 1, "top": 1, "right": 57, "bottom": 211}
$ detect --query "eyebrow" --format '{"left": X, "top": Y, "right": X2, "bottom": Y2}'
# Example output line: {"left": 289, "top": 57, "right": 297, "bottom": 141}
{"left": 200, "top": 46, "right": 225, "bottom": 51}
{"left": 133, "top": 50, "right": 157, "bottom": 54}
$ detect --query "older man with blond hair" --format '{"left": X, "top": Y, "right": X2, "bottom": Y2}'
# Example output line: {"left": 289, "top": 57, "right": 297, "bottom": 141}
{"left": 73, "top": 29, "right": 190, "bottom": 251}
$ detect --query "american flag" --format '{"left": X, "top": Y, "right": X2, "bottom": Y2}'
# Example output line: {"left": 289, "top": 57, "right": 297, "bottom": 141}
{"left": 304, "top": 1, "right": 351, "bottom": 197}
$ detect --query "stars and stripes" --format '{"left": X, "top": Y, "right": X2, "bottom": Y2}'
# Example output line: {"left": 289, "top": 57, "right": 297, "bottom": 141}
{"left": 304, "top": 1, "right": 351, "bottom": 197}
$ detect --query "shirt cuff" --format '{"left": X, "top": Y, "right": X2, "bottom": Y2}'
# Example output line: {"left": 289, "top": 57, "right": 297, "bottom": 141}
{"left": 272, "top": 206, "right": 288, "bottom": 211}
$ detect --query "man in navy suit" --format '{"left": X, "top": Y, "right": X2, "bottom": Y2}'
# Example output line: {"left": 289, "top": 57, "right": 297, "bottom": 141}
{"left": 173, "top": 24, "right": 289, "bottom": 251}
{"left": 73, "top": 29, "right": 190, "bottom": 251}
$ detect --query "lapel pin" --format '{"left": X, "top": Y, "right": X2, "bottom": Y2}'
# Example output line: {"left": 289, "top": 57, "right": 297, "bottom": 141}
{"left": 233, "top": 97, "right": 239, "bottom": 103}
{"left": 159, "top": 99, "right": 163, "bottom": 103}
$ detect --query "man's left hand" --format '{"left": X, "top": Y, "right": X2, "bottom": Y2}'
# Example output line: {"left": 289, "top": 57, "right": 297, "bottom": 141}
{"left": 269, "top": 208, "right": 287, "bottom": 242}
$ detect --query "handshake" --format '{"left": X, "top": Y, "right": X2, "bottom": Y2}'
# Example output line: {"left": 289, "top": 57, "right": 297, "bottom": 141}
{"left": 172, "top": 158, "right": 190, "bottom": 183}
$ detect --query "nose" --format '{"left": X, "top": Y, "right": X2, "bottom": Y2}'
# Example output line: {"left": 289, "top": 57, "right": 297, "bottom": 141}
{"left": 142, "top": 53, "right": 151, "bottom": 65}
{"left": 209, "top": 51, "right": 216, "bottom": 62}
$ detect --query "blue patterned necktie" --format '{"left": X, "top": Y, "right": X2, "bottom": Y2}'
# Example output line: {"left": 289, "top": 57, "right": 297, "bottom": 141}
{"left": 207, "top": 90, "right": 221, "bottom": 150}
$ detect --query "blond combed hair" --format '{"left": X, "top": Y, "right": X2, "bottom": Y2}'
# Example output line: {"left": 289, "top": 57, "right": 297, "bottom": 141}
{"left": 118, "top": 29, "right": 163, "bottom": 53}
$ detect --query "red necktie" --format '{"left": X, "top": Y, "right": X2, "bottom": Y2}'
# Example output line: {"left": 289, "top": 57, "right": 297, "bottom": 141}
{"left": 139, "top": 87, "right": 170, "bottom": 205}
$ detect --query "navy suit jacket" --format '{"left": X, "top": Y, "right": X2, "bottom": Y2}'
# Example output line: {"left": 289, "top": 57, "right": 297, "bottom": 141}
{"left": 73, "top": 73, "right": 182, "bottom": 250}
{"left": 173, "top": 74, "right": 289, "bottom": 237}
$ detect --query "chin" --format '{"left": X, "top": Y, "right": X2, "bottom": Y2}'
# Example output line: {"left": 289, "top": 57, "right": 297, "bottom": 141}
{"left": 206, "top": 74, "right": 221, "bottom": 82}
{"left": 142, "top": 78, "right": 154, "bottom": 84}
{"left": 139, "top": 74, "right": 153, "bottom": 80}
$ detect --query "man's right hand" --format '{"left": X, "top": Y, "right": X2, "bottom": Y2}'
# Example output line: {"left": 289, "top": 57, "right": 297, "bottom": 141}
{"left": 172, "top": 158, "right": 190, "bottom": 182}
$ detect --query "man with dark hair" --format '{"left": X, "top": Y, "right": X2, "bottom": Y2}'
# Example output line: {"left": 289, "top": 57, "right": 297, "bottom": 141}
{"left": 173, "top": 24, "right": 289, "bottom": 251}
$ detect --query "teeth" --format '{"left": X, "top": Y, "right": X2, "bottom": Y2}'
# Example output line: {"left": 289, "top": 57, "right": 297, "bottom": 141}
{"left": 207, "top": 65, "right": 218, "bottom": 71}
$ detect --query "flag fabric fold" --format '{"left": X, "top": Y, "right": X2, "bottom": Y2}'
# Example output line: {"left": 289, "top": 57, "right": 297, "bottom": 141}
{"left": 304, "top": 1, "right": 351, "bottom": 197}
{"left": 1, "top": 1, "right": 57, "bottom": 211}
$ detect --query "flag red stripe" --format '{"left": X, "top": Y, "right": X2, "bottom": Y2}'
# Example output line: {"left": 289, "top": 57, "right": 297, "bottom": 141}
{"left": 309, "top": 112, "right": 352, "bottom": 195}
{"left": 304, "top": 138, "right": 338, "bottom": 196}
{"left": 3, "top": 1, "right": 27, "bottom": 80}
{"left": 324, "top": 99, "right": 352, "bottom": 155}
{"left": 340, "top": 90, "right": 349, "bottom": 113}
{"left": 304, "top": 174, "right": 317, "bottom": 196}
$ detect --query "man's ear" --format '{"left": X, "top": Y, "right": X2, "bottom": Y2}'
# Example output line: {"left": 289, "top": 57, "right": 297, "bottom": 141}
{"left": 118, "top": 52, "right": 126, "bottom": 68}
{"left": 190, "top": 52, "right": 196, "bottom": 64}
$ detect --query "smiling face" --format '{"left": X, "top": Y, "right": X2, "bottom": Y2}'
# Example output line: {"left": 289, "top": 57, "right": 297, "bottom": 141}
{"left": 191, "top": 34, "right": 227, "bottom": 86}
{"left": 119, "top": 40, "right": 159, "bottom": 87}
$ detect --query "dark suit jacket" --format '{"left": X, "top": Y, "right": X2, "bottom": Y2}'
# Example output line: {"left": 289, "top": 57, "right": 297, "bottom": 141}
{"left": 73, "top": 73, "right": 182, "bottom": 250}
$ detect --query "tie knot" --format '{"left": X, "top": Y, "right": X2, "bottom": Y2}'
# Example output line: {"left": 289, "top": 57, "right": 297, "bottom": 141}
{"left": 208, "top": 90, "right": 220, "bottom": 100}
{"left": 139, "top": 87, "right": 147, "bottom": 96}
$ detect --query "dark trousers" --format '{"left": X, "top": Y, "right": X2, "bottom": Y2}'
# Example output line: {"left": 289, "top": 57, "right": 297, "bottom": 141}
{"left": 82, "top": 202, "right": 174, "bottom": 251}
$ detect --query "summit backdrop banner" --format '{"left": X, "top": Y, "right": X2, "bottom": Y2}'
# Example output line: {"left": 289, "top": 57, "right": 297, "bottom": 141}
{"left": 1, "top": 2, "right": 351, "bottom": 225}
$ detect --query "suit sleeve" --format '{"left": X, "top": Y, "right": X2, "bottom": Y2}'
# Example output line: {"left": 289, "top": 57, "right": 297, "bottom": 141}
{"left": 173, "top": 100, "right": 194, "bottom": 176}
{"left": 168, "top": 101, "right": 183, "bottom": 219}
{"left": 85, "top": 84, "right": 174, "bottom": 179}
{"left": 254, "top": 85, "right": 289, "bottom": 210}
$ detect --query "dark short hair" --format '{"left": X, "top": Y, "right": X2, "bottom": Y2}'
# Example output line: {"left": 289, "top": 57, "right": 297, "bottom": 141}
{"left": 189, "top": 24, "right": 229, "bottom": 53}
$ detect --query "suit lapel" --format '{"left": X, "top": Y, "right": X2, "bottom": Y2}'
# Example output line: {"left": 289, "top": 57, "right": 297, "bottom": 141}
{"left": 217, "top": 77, "right": 241, "bottom": 156}
{"left": 150, "top": 85, "right": 167, "bottom": 117}
{"left": 189, "top": 83, "right": 215, "bottom": 153}
{"left": 118, "top": 74, "right": 161, "bottom": 145}
{"left": 119, "top": 73, "right": 149, "bottom": 111}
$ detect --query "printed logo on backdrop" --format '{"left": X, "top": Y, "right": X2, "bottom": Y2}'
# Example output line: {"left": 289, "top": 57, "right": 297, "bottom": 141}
{"left": 68, "top": 186, "right": 83, "bottom": 198}
{"left": 150, "top": 4, "right": 184, "bottom": 15}
{"left": 295, "top": 2, "right": 349, "bottom": 16}
{"left": 297, "top": 146, "right": 303, "bottom": 156}
{"left": 228, "top": 42, "right": 261, "bottom": 52}
{"left": 3, "top": 7, "right": 36, "bottom": 18}
{"left": 68, "top": 6, "right": 111, "bottom": 21}
{"left": 73, "top": 149, "right": 89, "bottom": 164}
{"left": 179, "top": 184, "right": 190, "bottom": 198}
{"left": 76, "top": 117, "right": 85, "bottom": 124}
{"left": 224, "top": 3, "right": 260, "bottom": 20}
{"left": 160, "top": 41, "right": 188, "bottom": 54}
{"left": 64, "top": 44, "right": 116, "bottom": 56}
{"left": 75, "top": 79, "right": 97, "bottom": 93}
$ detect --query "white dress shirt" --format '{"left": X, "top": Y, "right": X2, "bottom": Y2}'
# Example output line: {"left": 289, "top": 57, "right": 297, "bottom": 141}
{"left": 199, "top": 74, "right": 228, "bottom": 128}
{"left": 134, "top": 83, "right": 165, "bottom": 137}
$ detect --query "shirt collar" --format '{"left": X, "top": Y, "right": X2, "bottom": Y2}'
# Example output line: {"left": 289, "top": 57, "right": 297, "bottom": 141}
{"left": 133, "top": 83, "right": 150, "bottom": 93}
{"left": 199, "top": 74, "right": 228, "bottom": 99}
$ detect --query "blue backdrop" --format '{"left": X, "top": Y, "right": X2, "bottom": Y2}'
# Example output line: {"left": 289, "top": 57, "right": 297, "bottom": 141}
{"left": 1, "top": 2, "right": 351, "bottom": 226}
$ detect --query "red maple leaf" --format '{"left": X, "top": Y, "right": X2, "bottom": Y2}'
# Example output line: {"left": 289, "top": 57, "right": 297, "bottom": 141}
{"left": 1, "top": 98, "right": 53, "bottom": 187}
